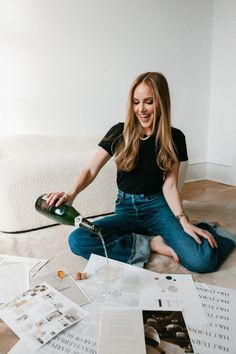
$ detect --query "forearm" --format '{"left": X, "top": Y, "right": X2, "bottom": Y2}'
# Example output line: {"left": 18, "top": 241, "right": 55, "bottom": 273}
{"left": 163, "top": 182, "right": 217, "bottom": 248}
{"left": 67, "top": 147, "right": 111, "bottom": 201}
{"left": 67, "top": 168, "right": 96, "bottom": 200}
{"left": 162, "top": 184, "right": 189, "bottom": 227}
{"left": 47, "top": 147, "right": 111, "bottom": 207}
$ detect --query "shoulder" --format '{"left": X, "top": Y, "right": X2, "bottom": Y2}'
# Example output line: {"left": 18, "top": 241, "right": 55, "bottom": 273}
{"left": 106, "top": 122, "right": 124, "bottom": 136}
{"left": 171, "top": 127, "right": 188, "bottom": 161}
{"left": 171, "top": 127, "right": 186, "bottom": 141}
{"left": 98, "top": 122, "right": 124, "bottom": 156}
{"left": 100, "top": 122, "right": 124, "bottom": 139}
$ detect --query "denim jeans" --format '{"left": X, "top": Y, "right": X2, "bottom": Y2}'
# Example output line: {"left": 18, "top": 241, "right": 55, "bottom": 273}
{"left": 68, "top": 191, "right": 235, "bottom": 272}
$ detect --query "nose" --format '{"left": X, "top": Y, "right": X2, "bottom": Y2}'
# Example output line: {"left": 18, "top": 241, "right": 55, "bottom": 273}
{"left": 139, "top": 102, "right": 146, "bottom": 113}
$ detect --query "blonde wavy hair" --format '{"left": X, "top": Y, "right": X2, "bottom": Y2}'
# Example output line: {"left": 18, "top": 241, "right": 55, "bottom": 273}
{"left": 115, "top": 72, "right": 178, "bottom": 173}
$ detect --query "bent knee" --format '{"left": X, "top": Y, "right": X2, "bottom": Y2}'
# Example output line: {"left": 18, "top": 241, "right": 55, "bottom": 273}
{"left": 186, "top": 261, "right": 216, "bottom": 273}
{"left": 183, "top": 253, "right": 217, "bottom": 273}
{"left": 68, "top": 230, "right": 89, "bottom": 258}
{"left": 68, "top": 232, "right": 81, "bottom": 255}
{"left": 179, "top": 238, "right": 218, "bottom": 273}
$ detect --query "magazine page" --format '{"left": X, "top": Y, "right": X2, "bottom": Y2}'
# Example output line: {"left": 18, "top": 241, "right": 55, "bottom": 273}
{"left": 188, "top": 282, "right": 236, "bottom": 354}
{"left": 142, "top": 310, "right": 194, "bottom": 354}
{"left": 30, "top": 268, "right": 90, "bottom": 306}
{"left": 0, "top": 282, "right": 88, "bottom": 352}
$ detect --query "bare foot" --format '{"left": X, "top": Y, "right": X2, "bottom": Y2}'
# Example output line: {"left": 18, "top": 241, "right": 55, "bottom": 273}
{"left": 150, "top": 236, "right": 179, "bottom": 263}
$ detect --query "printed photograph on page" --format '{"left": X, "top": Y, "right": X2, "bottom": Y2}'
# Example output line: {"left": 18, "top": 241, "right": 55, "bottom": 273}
{"left": 142, "top": 310, "right": 194, "bottom": 354}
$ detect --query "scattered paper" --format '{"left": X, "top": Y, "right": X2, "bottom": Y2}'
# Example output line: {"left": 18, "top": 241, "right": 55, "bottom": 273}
{"left": 0, "top": 263, "right": 29, "bottom": 305}
{"left": 83, "top": 254, "right": 207, "bottom": 325}
{"left": 0, "top": 282, "right": 88, "bottom": 351}
{"left": 30, "top": 269, "right": 90, "bottom": 306}
{"left": 188, "top": 282, "right": 236, "bottom": 354}
{"left": 10, "top": 255, "right": 235, "bottom": 354}
{"left": 0, "top": 254, "right": 48, "bottom": 278}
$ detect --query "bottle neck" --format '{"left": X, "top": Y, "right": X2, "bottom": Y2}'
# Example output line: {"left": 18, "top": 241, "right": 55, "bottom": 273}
{"left": 74, "top": 215, "right": 83, "bottom": 226}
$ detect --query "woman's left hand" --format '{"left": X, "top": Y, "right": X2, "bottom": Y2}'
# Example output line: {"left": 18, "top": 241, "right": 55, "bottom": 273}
{"left": 182, "top": 223, "right": 218, "bottom": 248}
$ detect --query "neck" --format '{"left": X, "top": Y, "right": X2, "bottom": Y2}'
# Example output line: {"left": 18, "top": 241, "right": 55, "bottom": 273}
{"left": 143, "top": 130, "right": 152, "bottom": 136}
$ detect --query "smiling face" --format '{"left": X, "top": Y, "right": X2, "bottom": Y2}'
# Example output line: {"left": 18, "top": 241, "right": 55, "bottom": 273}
{"left": 133, "top": 82, "right": 156, "bottom": 135}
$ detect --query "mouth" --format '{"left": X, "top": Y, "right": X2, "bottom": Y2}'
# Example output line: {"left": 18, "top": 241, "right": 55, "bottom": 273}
{"left": 139, "top": 115, "right": 151, "bottom": 122}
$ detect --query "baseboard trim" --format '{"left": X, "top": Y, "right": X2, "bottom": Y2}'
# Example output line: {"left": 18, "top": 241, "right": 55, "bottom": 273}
{"left": 187, "top": 160, "right": 236, "bottom": 186}
{"left": 207, "top": 161, "right": 235, "bottom": 185}
{"left": 185, "top": 177, "right": 205, "bottom": 183}
{"left": 187, "top": 161, "right": 207, "bottom": 181}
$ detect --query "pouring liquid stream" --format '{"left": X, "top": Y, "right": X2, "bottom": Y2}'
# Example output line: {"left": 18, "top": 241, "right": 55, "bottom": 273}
{"left": 97, "top": 231, "right": 109, "bottom": 264}
{"left": 95, "top": 230, "right": 123, "bottom": 281}
{"left": 73, "top": 216, "right": 122, "bottom": 281}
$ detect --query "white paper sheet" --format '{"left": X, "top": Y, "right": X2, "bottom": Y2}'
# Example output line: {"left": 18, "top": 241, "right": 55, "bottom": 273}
{"left": 140, "top": 271, "right": 207, "bottom": 325}
{"left": 83, "top": 254, "right": 207, "bottom": 325}
{"left": 188, "top": 282, "right": 236, "bottom": 354}
{"left": 0, "top": 282, "right": 88, "bottom": 352}
{"left": 0, "top": 254, "right": 48, "bottom": 278}
{"left": 98, "top": 307, "right": 146, "bottom": 354}
{"left": 30, "top": 269, "right": 90, "bottom": 306}
{"left": 80, "top": 259, "right": 141, "bottom": 309}
{"left": 0, "top": 263, "right": 29, "bottom": 305}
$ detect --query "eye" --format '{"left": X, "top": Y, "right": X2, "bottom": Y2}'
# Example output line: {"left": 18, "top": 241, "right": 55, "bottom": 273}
{"left": 146, "top": 100, "right": 153, "bottom": 105}
{"left": 133, "top": 100, "right": 139, "bottom": 105}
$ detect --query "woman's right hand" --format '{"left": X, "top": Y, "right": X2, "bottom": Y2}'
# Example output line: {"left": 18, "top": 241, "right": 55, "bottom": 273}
{"left": 46, "top": 192, "right": 75, "bottom": 207}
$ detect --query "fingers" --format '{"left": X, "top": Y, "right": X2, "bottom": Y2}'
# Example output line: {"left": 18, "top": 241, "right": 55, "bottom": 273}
{"left": 186, "top": 225, "right": 218, "bottom": 248}
{"left": 46, "top": 192, "right": 68, "bottom": 207}
{"left": 189, "top": 232, "right": 202, "bottom": 245}
{"left": 196, "top": 228, "right": 218, "bottom": 248}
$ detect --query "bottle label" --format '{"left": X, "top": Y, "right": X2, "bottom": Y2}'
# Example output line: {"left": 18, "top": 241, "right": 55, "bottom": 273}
{"left": 37, "top": 197, "right": 64, "bottom": 216}
{"left": 37, "top": 198, "right": 50, "bottom": 211}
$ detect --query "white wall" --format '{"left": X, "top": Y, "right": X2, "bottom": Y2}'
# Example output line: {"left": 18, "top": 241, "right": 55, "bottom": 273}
{"left": 0, "top": 0, "right": 213, "bottom": 172}
{"left": 207, "top": 0, "right": 236, "bottom": 185}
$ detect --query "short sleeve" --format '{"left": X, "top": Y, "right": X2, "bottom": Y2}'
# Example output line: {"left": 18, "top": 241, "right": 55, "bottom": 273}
{"left": 172, "top": 128, "right": 188, "bottom": 162}
{"left": 98, "top": 122, "right": 124, "bottom": 156}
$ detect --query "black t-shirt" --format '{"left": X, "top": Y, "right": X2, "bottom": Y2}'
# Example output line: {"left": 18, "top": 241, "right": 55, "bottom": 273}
{"left": 98, "top": 122, "right": 188, "bottom": 195}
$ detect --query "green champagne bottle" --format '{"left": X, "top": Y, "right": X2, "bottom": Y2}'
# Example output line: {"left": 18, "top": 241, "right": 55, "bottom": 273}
{"left": 35, "top": 195, "right": 100, "bottom": 236}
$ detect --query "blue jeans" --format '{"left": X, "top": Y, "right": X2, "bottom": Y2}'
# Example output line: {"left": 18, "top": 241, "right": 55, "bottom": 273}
{"left": 68, "top": 191, "right": 235, "bottom": 273}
